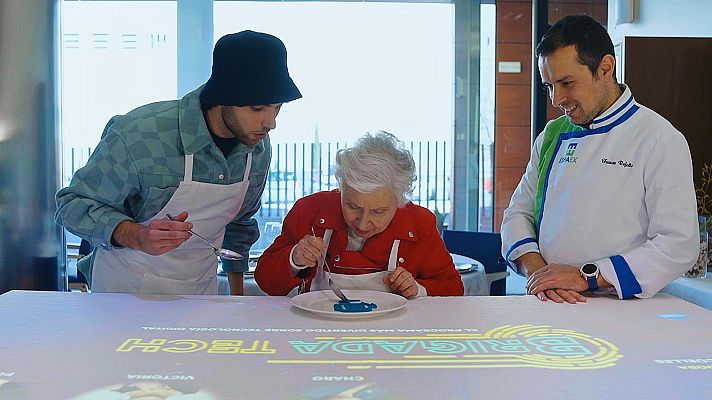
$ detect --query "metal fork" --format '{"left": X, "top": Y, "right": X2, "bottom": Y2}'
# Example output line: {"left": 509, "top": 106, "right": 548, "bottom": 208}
{"left": 312, "top": 227, "right": 350, "bottom": 302}
{"left": 322, "top": 258, "right": 351, "bottom": 302}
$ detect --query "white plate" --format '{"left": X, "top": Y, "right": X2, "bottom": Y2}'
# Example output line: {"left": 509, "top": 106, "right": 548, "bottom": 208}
{"left": 291, "top": 290, "right": 407, "bottom": 319}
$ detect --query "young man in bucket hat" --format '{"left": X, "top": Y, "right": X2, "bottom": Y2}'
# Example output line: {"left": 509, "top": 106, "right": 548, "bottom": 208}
{"left": 56, "top": 30, "right": 302, "bottom": 295}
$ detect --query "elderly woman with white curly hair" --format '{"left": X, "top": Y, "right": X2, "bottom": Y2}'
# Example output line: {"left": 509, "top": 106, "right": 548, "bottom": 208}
{"left": 255, "top": 131, "right": 464, "bottom": 298}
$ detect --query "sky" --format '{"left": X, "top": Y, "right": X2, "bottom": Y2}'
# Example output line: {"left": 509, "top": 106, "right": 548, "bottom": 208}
{"left": 214, "top": 1, "right": 455, "bottom": 144}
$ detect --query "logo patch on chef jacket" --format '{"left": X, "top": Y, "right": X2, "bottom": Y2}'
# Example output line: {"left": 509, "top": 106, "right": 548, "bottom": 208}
{"left": 558, "top": 142, "right": 578, "bottom": 164}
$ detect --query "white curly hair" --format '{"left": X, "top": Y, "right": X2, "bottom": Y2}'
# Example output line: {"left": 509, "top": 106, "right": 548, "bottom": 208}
{"left": 334, "top": 130, "right": 416, "bottom": 207}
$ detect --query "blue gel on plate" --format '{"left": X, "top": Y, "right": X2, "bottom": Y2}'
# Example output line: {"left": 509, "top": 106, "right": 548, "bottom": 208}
{"left": 333, "top": 300, "right": 378, "bottom": 313}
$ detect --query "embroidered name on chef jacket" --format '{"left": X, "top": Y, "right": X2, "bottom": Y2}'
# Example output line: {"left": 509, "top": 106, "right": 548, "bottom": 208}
{"left": 601, "top": 158, "right": 634, "bottom": 168}
{"left": 558, "top": 142, "right": 578, "bottom": 164}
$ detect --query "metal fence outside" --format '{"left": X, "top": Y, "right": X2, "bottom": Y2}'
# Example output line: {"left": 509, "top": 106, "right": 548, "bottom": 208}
{"left": 258, "top": 141, "right": 450, "bottom": 217}
{"left": 64, "top": 140, "right": 452, "bottom": 251}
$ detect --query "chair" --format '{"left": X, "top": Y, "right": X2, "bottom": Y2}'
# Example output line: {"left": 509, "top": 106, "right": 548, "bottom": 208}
{"left": 442, "top": 230, "right": 509, "bottom": 296}
{"left": 78, "top": 239, "right": 93, "bottom": 260}
{"left": 68, "top": 239, "right": 92, "bottom": 292}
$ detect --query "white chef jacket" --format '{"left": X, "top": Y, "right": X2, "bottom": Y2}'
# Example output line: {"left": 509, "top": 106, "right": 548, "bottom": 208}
{"left": 501, "top": 86, "right": 698, "bottom": 299}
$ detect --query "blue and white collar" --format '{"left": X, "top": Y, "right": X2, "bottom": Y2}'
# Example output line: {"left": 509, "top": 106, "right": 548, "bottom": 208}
{"left": 589, "top": 85, "right": 636, "bottom": 130}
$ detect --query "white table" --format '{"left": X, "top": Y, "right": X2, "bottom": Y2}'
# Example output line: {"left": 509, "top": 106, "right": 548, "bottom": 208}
{"left": 1, "top": 290, "right": 711, "bottom": 399}
{"left": 662, "top": 276, "right": 712, "bottom": 310}
{"left": 219, "top": 254, "right": 489, "bottom": 296}
{"left": 451, "top": 253, "right": 491, "bottom": 296}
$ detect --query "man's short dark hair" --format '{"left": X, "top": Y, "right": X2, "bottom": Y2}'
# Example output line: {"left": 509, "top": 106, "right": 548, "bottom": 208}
{"left": 536, "top": 14, "right": 615, "bottom": 76}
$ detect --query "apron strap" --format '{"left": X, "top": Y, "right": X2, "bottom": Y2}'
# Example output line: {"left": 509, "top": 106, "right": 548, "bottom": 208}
{"left": 317, "top": 229, "right": 333, "bottom": 272}
{"left": 387, "top": 240, "right": 401, "bottom": 271}
{"left": 243, "top": 152, "right": 253, "bottom": 181}
{"left": 183, "top": 154, "right": 194, "bottom": 182}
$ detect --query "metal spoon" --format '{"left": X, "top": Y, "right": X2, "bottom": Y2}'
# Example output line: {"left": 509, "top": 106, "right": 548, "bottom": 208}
{"left": 165, "top": 214, "right": 243, "bottom": 260}
{"left": 312, "top": 226, "right": 350, "bottom": 302}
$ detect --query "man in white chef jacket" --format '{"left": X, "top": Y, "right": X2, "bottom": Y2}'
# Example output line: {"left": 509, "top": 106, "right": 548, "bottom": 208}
{"left": 501, "top": 15, "right": 698, "bottom": 303}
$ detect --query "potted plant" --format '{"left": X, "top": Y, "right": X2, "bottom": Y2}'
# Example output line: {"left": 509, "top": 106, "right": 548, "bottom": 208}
{"left": 685, "top": 164, "right": 711, "bottom": 278}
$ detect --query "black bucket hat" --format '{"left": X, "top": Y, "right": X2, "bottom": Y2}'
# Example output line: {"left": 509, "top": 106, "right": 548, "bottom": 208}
{"left": 200, "top": 30, "right": 302, "bottom": 108}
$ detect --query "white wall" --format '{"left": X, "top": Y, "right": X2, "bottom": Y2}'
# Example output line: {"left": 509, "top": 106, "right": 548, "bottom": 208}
{"left": 608, "top": 0, "right": 712, "bottom": 44}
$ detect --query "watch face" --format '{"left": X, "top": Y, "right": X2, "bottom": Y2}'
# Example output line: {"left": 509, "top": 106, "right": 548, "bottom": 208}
{"left": 582, "top": 263, "right": 597, "bottom": 274}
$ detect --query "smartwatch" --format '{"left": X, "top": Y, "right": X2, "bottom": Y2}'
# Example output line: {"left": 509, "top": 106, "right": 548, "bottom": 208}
{"left": 580, "top": 263, "right": 599, "bottom": 291}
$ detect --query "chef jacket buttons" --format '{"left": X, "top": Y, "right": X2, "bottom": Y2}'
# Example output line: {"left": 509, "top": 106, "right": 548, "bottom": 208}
{"left": 334, "top": 255, "right": 341, "bottom": 262}
{"left": 319, "top": 218, "right": 325, "bottom": 224}
{"left": 398, "top": 257, "right": 405, "bottom": 263}
{"left": 218, "top": 174, "right": 224, "bottom": 180}
{"left": 408, "top": 232, "right": 414, "bottom": 238}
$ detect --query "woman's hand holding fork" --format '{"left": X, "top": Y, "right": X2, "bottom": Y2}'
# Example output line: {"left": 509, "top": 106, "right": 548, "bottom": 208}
{"left": 291, "top": 231, "right": 325, "bottom": 267}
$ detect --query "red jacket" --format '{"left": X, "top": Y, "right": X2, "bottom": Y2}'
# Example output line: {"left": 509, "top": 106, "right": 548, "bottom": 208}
{"left": 255, "top": 190, "right": 464, "bottom": 296}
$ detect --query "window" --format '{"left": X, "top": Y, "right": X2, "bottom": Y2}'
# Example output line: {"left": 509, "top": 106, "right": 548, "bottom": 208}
{"left": 214, "top": 1, "right": 456, "bottom": 250}
{"left": 59, "top": 0, "right": 495, "bottom": 260}
{"left": 60, "top": 0, "right": 176, "bottom": 247}
{"left": 479, "top": 2, "right": 496, "bottom": 231}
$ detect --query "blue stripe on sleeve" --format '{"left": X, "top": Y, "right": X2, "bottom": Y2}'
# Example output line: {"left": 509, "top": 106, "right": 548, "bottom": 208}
{"left": 610, "top": 255, "right": 642, "bottom": 299}
{"left": 506, "top": 237, "right": 538, "bottom": 263}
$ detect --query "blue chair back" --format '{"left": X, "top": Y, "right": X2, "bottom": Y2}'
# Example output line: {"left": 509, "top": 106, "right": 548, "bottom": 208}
{"left": 442, "top": 230, "right": 508, "bottom": 296}
{"left": 76, "top": 239, "right": 93, "bottom": 284}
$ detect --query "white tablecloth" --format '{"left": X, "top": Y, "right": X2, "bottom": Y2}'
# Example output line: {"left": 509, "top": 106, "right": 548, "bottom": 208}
{"left": 1, "top": 290, "right": 711, "bottom": 399}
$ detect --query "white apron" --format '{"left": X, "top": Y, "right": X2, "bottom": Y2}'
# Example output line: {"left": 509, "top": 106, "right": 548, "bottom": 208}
{"left": 311, "top": 228, "right": 400, "bottom": 292}
{"left": 92, "top": 153, "right": 252, "bottom": 295}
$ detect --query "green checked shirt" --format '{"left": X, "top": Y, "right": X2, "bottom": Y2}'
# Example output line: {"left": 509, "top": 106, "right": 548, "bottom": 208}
{"left": 55, "top": 86, "right": 271, "bottom": 274}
